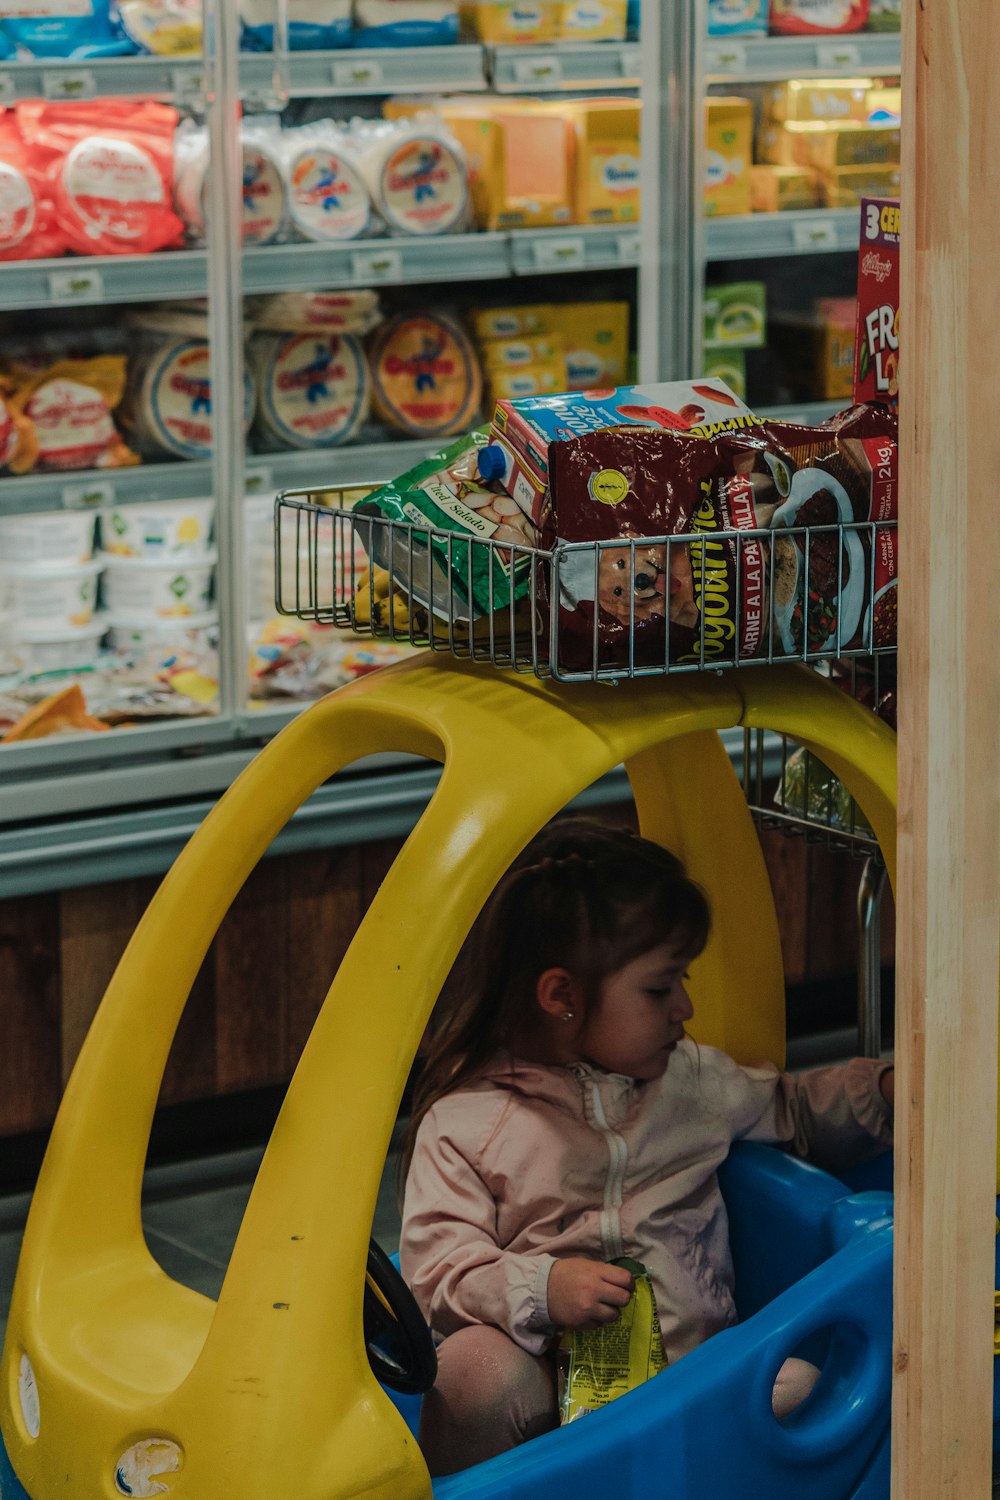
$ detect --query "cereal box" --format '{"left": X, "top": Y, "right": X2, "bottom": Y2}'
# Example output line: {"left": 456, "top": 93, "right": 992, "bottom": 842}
{"left": 854, "top": 197, "right": 899, "bottom": 406}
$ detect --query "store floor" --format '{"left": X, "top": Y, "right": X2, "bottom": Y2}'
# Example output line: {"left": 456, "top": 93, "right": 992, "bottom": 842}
{"left": 0, "top": 1139, "right": 404, "bottom": 1348}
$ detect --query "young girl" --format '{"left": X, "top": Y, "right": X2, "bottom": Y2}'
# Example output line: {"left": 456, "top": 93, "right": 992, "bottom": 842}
{"left": 400, "top": 817, "right": 894, "bottom": 1477}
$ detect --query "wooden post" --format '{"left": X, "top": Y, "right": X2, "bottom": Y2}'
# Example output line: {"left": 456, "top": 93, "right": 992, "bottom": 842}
{"left": 895, "top": 2, "right": 1000, "bottom": 1494}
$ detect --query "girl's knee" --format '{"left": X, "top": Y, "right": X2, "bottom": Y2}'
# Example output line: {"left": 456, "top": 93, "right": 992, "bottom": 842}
{"left": 419, "top": 1326, "right": 557, "bottom": 1476}
{"left": 772, "top": 1356, "right": 821, "bottom": 1419}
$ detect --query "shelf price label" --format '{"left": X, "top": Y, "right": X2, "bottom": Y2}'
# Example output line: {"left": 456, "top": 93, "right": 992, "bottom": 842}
{"left": 532, "top": 235, "right": 586, "bottom": 270}
{"left": 171, "top": 65, "right": 205, "bottom": 101}
{"left": 0, "top": 73, "right": 16, "bottom": 104}
{"left": 816, "top": 42, "right": 862, "bottom": 69}
{"left": 245, "top": 466, "right": 273, "bottom": 496}
{"left": 512, "top": 54, "right": 563, "bottom": 85}
{"left": 42, "top": 68, "right": 96, "bottom": 100}
{"left": 704, "top": 42, "right": 747, "bottom": 76}
{"left": 350, "top": 247, "right": 403, "bottom": 282}
{"left": 332, "top": 57, "right": 384, "bottom": 88}
{"left": 49, "top": 267, "right": 105, "bottom": 302}
{"left": 617, "top": 232, "right": 641, "bottom": 264}
{"left": 62, "top": 479, "right": 114, "bottom": 510}
{"left": 792, "top": 217, "right": 840, "bottom": 252}
{"left": 619, "top": 47, "right": 641, "bottom": 80}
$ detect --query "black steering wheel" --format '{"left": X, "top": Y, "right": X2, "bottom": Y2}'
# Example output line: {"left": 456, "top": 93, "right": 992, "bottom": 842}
{"left": 364, "top": 1238, "right": 438, "bottom": 1395}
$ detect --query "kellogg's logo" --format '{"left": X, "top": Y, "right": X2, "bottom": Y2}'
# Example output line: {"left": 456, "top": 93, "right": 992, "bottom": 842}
{"left": 862, "top": 250, "right": 894, "bottom": 285}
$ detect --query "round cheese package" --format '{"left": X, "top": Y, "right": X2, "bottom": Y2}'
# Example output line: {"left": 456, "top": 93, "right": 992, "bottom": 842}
{"left": 239, "top": 0, "right": 351, "bottom": 49}
{"left": 111, "top": 0, "right": 201, "bottom": 53}
{"left": 0, "top": 113, "right": 64, "bottom": 260}
{"left": 369, "top": 311, "right": 481, "bottom": 438}
{"left": 3, "top": 356, "right": 138, "bottom": 473}
{"left": 247, "top": 289, "right": 383, "bottom": 336}
{"left": 769, "top": 0, "right": 869, "bottom": 32}
{"left": 283, "top": 125, "right": 373, "bottom": 243}
{"left": 129, "top": 337, "right": 255, "bottom": 461}
{"left": 0, "top": 0, "right": 112, "bottom": 57}
{"left": 19, "top": 98, "right": 184, "bottom": 256}
{"left": 354, "top": 117, "right": 469, "bottom": 237}
{"left": 174, "top": 119, "right": 285, "bottom": 246}
{"left": 251, "top": 332, "right": 371, "bottom": 450}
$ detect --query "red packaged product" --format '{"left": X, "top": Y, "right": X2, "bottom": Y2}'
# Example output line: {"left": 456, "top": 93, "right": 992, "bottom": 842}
{"left": 854, "top": 197, "right": 899, "bottom": 406}
{"left": 769, "top": 0, "right": 869, "bottom": 34}
{"left": 0, "top": 112, "right": 64, "bottom": 262}
{"left": 17, "top": 99, "right": 184, "bottom": 257}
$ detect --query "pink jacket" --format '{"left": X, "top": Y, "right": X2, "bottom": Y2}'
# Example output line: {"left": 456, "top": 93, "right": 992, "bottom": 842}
{"left": 400, "top": 1044, "right": 893, "bottom": 1363}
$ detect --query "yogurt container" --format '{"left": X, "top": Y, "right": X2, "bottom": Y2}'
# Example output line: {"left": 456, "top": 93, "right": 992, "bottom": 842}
{"left": 251, "top": 332, "right": 371, "bottom": 449}
{"left": 284, "top": 131, "right": 373, "bottom": 243}
{"left": 13, "top": 618, "right": 106, "bottom": 673}
{"left": 99, "top": 498, "right": 214, "bottom": 556}
{"left": 103, "top": 608, "right": 217, "bottom": 652}
{"left": 0, "top": 509, "right": 96, "bottom": 567}
{"left": 99, "top": 548, "right": 216, "bottom": 616}
{"left": 0, "top": 557, "right": 103, "bottom": 629}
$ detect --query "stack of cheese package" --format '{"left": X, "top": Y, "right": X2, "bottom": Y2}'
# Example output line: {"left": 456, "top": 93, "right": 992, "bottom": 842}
{"left": 469, "top": 300, "right": 629, "bottom": 410}
{"left": 705, "top": 78, "right": 901, "bottom": 217}
{"left": 383, "top": 96, "right": 639, "bottom": 231}
{"left": 458, "top": 1, "right": 627, "bottom": 42}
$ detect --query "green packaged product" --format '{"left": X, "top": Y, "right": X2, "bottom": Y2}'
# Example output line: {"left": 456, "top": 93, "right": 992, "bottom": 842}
{"left": 778, "top": 747, "right": 874, "bottom": 836}
{"left": 558, "top": 1258, "right": 666, "bottom": 1424}
{"left": 355, "top": 430, "right": 537, "bottom": 623}
{"left": 867, "top": 0, "right": 901, "bottom": 32}
{"left": 703, "top": 281, "right": 767, "bottom": 350}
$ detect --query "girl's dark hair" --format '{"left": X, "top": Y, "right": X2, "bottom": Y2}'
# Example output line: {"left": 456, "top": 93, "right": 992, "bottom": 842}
{"left": 404, "top": 816, "right": 710, "bottom": 1173}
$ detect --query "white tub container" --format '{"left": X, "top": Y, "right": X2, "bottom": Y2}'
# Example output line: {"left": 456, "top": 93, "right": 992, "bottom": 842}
{"left": 0, "top": 510, "right": 96, "bottom": 567}
{"left": 0, "top": 558, "right": 103, "bottom": 629}
{"left": 13, "top": 618, "right": 107, "bottom": 673}
{"left": 99, "top": 498, "right": 215, "bottom": 558}
{"left": 99, "top": 549, "right": 216, "bottom": 617}
{"left": 103, "top": 610, "right": 218, "bottom": 653}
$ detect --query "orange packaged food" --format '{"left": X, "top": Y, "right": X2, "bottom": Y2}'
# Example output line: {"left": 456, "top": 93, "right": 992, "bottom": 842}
{"left": 3, "top": 355, "right": 139, "bottom": 473}
{"left": 17, "top": 99, "right": 184, "bottom": 257}
{"left": 0, "top": 112, "right": 64, "bottom": 262}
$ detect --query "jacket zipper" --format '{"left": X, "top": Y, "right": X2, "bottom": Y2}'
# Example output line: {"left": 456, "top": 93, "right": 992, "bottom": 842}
{"left": 587, "top": 1081, "right": 627, "bottom": 1261}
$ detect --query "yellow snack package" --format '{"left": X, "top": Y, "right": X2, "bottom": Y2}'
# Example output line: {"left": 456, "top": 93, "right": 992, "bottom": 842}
{"left": 3, "top": 355, "right": 139, "bottom": 474}
{"left": 558, "top": 1258, "right": 666, "bottom": 1424}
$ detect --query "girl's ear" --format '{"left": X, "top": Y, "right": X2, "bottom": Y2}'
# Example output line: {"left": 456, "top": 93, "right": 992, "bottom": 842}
{"left": 536, "top": 967, "right": 582, "bottom": 1021}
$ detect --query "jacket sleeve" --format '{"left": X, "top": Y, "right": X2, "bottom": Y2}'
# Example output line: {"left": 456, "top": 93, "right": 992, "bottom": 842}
{"left": 705, "top": 1051, "right": 894, "bottom": 1173}
{"left": 399, "top": 1103, "right": 557, "bottom": 1356}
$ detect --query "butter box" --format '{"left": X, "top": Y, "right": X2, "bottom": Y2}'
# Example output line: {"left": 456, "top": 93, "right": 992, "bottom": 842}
{"left": 757, "top": 122, "right": 799, "bottom": 167}
{"left": 707, "top": 0, "right": 768, "bottom": 35}
{"left": 547, "top": 300, "right": 629, "bottom": 389}
{"left": 472, "top": 304, "right": 556, "bottom": 341}
{"left": 480, "top": 333, "right": 566, "bottom": 370}
{"left": 866, "top": 86, "right": 901, "bottom": 125}
{"left": 789, "top": 121, "right": 901, "bottom": 171}
{"left": 565, "top": 98, "right": 641, "bottom": 224}
{"left": 750, "top": 164, "right": 818, "bottom": 213}
{"left": 557, "top": 1, "right": 627, "bottom": 40}
{"left": 459, "top": 1, "right": 559, "bottom": 42}
{"left": 703, "top": 281, "right": 766, "bottom": 350}
{"left": 486, "top": 359, "right": 568, "bottom": 403}
{"left": 819, "top": 164, "right": 901, "bottom": 209}
{"left": 764, "top": 77, "right": 874, "bottom": 126}
{"left": 705, "top": 97, "right": 753, "bottom": 217}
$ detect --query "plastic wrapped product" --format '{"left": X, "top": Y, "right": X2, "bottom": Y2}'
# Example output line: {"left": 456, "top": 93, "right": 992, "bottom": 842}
{"left": 247, "top": 289, "right": 383, "bottom": 336}
{"left": 769, "top": 0, "right": 869, "bottom": 32}
{"left": 558, "top": 1260, "right": 666, "bottom": 1423}
{"left": 707, "top": 0, "right": 768, "bottom": 34}
{"left": 0, "top": 113, "right": 65, "bottom": 261}
{"left": 110, "top": 0, "right": 201, "bottom": 54}
{"left": 18, "top": 99, "right": 184, "bottom": 256}
{"left": 354, "top": 117, "right": 469, "bottom": 236}
{"left": 458, "top": 2, "right": 559, "bottom": 43}
{"left": 250, "top": 332, "right": 371, "bottom": 450}
{"left": 353, "top": 0, "right": 458, "bottom": 46}
{"left": 127, "top": 337, "right": 255, "bottom": 461}
{"left": 556, "top": 1, "right": 626, "bottom": 41}
{"left": 0, "top": 0, "right": 113, "bottom": 57}
{"left": 239, "top": 0, "right": 352, "bottom": 50}
{"left": 3, "top": 355, "right": 138, "bottom": 473}
{"left": 282, "top": 124, "right": 374, "bottom": 244}
{"left": 174, "top": 119, "right": 286, "bottom": 246}
{"left": 369, "top": 311, "right": 481, "bottom": 437}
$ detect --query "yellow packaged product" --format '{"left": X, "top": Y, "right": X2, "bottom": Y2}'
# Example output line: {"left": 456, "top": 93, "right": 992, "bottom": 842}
{"left": 485, "top": 359, "right": 568, "bottom": 403}
{"left": 556, "top": 0, "right": 627, "bottom": 40}
{"left": 458, "top": 1, "right": 559, "bottom": 42}
{"left": 788, "top": 121, "right": 901, "bottom": 171}
{"left": 547, "top": 300, "right": 629, "bottom": 389}
{"left": 480, "top": 333, "right": 566, "bottom": 371}
{"left": 819, "top": 164, "right": 901, "bottom": 208}
{"left": 705, "top": 97, "right": 753, "bottom": 217}
{"left": 566, "top": 98, "right": 641, "bottom": 224}
{"left": 865, "top": 85, "right": 902, "bottom": 124}
{"left": 771, "top": 296, "right": 856, "bottom": 402}
{"left": 763, "top": 77, "right": 874, "bottom": 126}
{"left": 756, "top": 121, "right": 799, "bottom": 167}
{"left": 750, "top": 164, "right": 818, "bottom": 214}
{"left": 559, "top": 1259, "right": 666, "bottom": 1424}
{"left": 2, "top": 355, "right": 139, "bottom": 474}
{"left": 368, "top": 311, "right": 483, "bottom": 438}
{"left": 472, "top": 304, "right": 556, "bottom": 341}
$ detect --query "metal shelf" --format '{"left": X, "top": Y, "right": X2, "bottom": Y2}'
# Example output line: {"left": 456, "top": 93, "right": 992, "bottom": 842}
{"left": 705, "top": 208, "right": 860, "bottom": 261}
{"left": 243, "top": 43, "right": 486, "bottom": 97}
{"left": 758, "top": 400, "right": 846, "bottom": 426}
{"left": 242, "top": 231, "right": 510, "bottom": 293}
{"left": 0, "top": 53, "right": 204, "bottom": 103}
{"left": 248, "top": 438, "right": 438, "bottom": 496}
{"left": 0, "top": 249, "right": 208, "bottom": 312}
{"left": 0, "top": 459, "right": 214, "bottom": 516}
{"left": 508, "top": 223, "right": 640, "bottom": 274}
{"left": 489, "top": 40, "right": 640, "bottom": 92}
{"left": 704, "top": 32, "right": 901, "bottom": 83}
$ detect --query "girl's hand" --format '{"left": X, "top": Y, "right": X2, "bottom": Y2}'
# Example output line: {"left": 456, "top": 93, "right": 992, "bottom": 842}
{"left": 547, "top": 1257, "right": 634, "bottom": 1330}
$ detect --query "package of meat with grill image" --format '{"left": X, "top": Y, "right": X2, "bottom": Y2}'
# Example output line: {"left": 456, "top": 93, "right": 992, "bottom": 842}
{"left": 541, "top": 401, "right": 897, "bottom": 672}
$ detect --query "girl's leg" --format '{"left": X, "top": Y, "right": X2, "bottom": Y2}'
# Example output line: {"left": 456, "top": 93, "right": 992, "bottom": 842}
{"left": 772, "top": 1356, "right": 821, "bottom": 1418}
{"left": 419, "top": 1325, "right": 558, "bottom": 1477}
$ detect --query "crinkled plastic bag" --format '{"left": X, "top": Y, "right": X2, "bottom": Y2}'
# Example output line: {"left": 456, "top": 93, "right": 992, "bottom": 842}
{"left": 558, "top": 1259, "right": 666, "bottom": 1424}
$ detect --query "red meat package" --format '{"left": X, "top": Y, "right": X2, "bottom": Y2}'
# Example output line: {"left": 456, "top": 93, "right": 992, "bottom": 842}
{"left": 17, "top": 99, "right": 184, "bottom": 257}
{"left": 0, "top": 113, "right": 64, "bottom": 262}
{"left": 769, "top": 0, "right": 869, "bottom": 33}
{"left": 542, "top": 403, "right": 897, "bottom": 673}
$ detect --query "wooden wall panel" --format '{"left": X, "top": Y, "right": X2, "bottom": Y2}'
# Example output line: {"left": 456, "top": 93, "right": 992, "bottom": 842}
{"left": 284, "top": 846, "right": 365, "bottom": 1069}
{"left": 0, "top": 895, "right": 61, "bottom": 1133}
{"left": 213, "top": 857, "right": 291, "bottom": 1094}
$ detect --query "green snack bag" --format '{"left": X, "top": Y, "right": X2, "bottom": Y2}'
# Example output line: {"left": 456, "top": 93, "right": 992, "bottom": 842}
{"left": 558, "top": 1258, "right": 667, "bottom": 1424}
{"left": 355, "top": 429, "right": 536, "bottom": 623}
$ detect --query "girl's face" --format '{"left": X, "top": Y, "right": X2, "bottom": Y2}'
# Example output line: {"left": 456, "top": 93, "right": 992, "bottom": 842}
{"left": 576, "top": 939, "right": 695, "bottom": 1081}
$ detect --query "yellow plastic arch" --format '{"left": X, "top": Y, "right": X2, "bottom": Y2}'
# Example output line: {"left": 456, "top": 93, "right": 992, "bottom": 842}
{"left": 0, "top": 658, "right": 897, "bottom": 1500}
